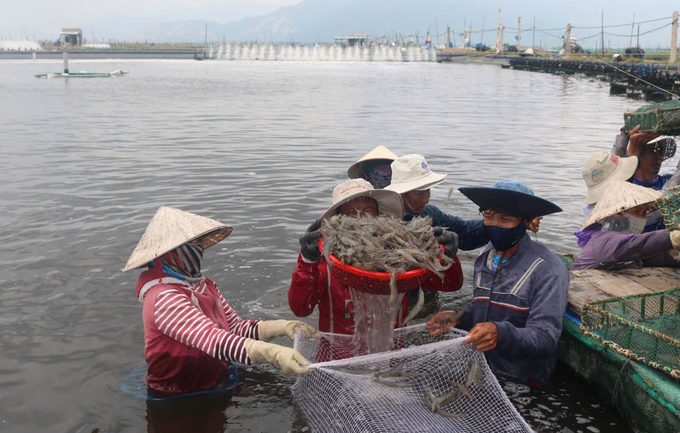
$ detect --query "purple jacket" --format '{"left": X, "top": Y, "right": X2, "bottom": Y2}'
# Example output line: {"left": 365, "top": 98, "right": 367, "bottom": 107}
{"left": 458, "top": 235, "right": 569, "bottom": 387}
{"left": 572, "top": 228, "right": 678, "bottom": 270}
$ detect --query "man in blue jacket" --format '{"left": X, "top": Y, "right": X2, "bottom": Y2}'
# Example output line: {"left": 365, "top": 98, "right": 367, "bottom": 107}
{"left": 426, "top": 180, "right": 569, "bottom": 387}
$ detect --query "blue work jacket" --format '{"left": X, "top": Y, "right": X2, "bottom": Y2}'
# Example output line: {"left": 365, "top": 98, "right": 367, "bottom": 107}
{"left": 459, "top": 235, "right": 569, "bottom": 387}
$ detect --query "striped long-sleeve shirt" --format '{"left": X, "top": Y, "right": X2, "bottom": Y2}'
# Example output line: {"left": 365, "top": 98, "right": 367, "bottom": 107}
{"left": 151, "top": 278, "right": 260, "bottom": 365}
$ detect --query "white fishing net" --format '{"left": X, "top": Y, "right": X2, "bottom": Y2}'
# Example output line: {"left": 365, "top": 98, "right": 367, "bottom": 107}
{"left": 292, "top": 324, "right": 532, "bottom": 433}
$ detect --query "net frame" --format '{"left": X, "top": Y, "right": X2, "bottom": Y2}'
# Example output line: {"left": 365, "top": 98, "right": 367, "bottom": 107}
{"left": 657, "top": 185, "right": 680, "bottom": 231}
{"left": 581, "top": 288, "right": 680, "bottom": 380}
{"left": 624, "top": 100, "right": 680, "bottom": 135}
{"left": 292, "top": 324, "right": 533, "bottom": 433}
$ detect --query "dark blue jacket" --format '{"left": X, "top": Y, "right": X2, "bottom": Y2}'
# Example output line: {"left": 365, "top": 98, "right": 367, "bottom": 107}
{"left": 403, "top": 204, "right": 487, "bottom": 251}
{"left": 459, "top": 235, "right": 569, "bottom": 387}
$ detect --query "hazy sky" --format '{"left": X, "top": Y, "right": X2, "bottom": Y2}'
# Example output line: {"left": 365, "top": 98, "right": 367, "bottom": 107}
{"left": 1, "top": 0, "right": 304, "bottom": 31}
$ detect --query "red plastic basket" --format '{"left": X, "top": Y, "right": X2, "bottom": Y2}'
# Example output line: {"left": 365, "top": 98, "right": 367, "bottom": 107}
{"left": 318, "top": 238, "right": 433, "bottom": 295}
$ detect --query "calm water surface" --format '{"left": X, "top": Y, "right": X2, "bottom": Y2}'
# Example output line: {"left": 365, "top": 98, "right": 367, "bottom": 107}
{"left": 0, "top": 59, "right": 658, "bottom": 432}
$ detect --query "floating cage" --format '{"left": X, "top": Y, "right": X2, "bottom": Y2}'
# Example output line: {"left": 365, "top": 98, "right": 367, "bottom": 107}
{"left": 624, "top": 100, "right": 680, "bottom": 135}
{"left": 581, "top": 288, "right": 680, "bottom": 379}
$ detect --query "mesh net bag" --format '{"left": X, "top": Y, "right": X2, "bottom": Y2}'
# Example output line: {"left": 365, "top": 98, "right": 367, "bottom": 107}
{"left": 581, "top": 288, "right": 680, "bottom": 379}
{"left": 623, "top": 100, "right": 680, "bottom": 135}
{"left": 292, "top": 324, "right": 532, "bottom": 432}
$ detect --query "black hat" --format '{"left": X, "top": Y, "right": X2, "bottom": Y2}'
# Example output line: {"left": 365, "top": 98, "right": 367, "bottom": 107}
{"left": 458, "top": 180, "right": 562, "bottom": 219}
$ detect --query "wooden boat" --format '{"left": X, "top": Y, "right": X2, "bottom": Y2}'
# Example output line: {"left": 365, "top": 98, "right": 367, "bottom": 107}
{"left": 559, "top": 265, "right": 680, "bottom": 433}
{"left": 35, "top": 70, "right": 128, "bottom": 78}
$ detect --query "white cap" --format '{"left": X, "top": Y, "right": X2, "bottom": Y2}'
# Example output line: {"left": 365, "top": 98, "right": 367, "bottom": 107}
{"left": 582, "top": 152, "right": 638, "bottom": 205}
{"left": 321, "top": 179, "right": 404, "bottom": 220}
{"left": 384, "top": 154, "right": 447, "bottom": 194}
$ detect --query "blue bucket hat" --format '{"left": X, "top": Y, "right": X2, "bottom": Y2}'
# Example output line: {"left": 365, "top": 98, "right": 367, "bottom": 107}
{"left": 458, "top": 180, "right": 562, "bottom": 219}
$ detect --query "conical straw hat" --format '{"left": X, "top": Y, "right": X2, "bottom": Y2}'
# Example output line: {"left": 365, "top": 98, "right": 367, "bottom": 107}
{"left": 123, "top": 206, "right": 233, "bottom": 271}
{"left": 581, "top": 180, "right": 661, "bottom": 230}
{"left": 347, "top": 145, "right": 399, "bottom": 179}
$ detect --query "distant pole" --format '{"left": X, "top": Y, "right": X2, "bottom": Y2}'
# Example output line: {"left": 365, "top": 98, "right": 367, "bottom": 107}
{"left": 481, "top": 15, "right": 485, "bottom": 47}
{"left": 532, "top": 15, "right": 535, "bottom": 50}
{"left": 629, "top": 13, "right": 635, "bottom": 47}
{"left": 601, "top": 10, "right": 605, "bottom": 57}
{"left": 63, "top": 51, "right": 69, "bottom": 74}
{"left": 565, "top": 23, "right": 572, "bottom": 56}
{"left": 447, "top": 26, "right": 451, "bottom": 48}
{"left": 517, "top": 17, "right": 521, "bottom": 51}
{"left": 435, "top": 18, "right": 440, "bottom": 47}
{"left": 204, "top": 23, "right": 208, "bottom": 45}
{"left": 496, "top": 9, "right": 502, "bottom": 52}
{"left": 671, "top": 11, "right": 678, "bottom": 63}
{"left": 637, "top": 25, "right": 640, "bottom": 48}
{"left": 500, "top": 25, "right": 505, "bottom": 53}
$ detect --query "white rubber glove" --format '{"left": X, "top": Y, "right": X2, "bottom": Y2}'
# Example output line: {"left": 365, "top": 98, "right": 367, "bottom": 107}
{"left": 670, "top": 231, "right": 680, "bottom": 250}
{"left": 244, "top": 339, "right": 312, "bottom": 375}
{"left": 258, "top": 320, "right": 320, "bottom": 341}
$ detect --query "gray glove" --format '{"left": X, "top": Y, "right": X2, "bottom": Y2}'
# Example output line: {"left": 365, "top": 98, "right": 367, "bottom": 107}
{"left": 432, "top": 227, "right": 459, "bottom": 260}
{"left": 299, "top": 219, "right": 323, "bottom": 262}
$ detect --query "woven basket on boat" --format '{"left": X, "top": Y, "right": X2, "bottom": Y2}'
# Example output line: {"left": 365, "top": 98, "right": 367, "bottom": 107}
{"left": 580, "top": 288, "right": 680, "bottom": 380}
{"left": 318, "top": 239, "right": 431, "bottom": 295}
{"left": 623, "top": 100, "right": 680, "bottom": 135}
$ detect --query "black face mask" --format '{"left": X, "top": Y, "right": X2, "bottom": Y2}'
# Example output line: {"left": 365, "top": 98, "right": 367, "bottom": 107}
{"left": 367, "top": 168, "right": 392, "bottom": 189}
{"left": 483, "top": 222, "right": 527, "bottom": 251}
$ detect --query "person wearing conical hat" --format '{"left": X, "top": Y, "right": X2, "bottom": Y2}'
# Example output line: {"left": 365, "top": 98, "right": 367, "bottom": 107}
{"left": 289, "top": 179, "right": 464, "bottom": 340}
{"left": 124, "top": 206, "right": 318, "bottom": 395}
{"left": 572, "top": 181, "right": 680, "bottom": 271}
{"left": 427, "top": 180, "right": 568, "bottom": 387}
{"left": 610, "top": 124, "right": 680, "bottom": 231}
{"left": 347, "top": 145, "right": 399, "bottom": 189}
{"left": 581, "top": 151, "right": 638, "bottom": 218}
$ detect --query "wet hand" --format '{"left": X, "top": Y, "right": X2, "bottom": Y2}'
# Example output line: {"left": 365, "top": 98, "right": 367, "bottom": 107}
{"left": 628, "top": 125, "right": 661, "bottom": 157}
{"left": 464, "top": 322, "right": 498, "bottom": 352}
{"left": 426, "top": 311, "right": 460, "bottom": 337}
{"left": 299, "top": 218, "right": 323, "bottom": 261}
{"left": 432, "top": 227, "right": 459, "bottom": 260}
{"left": 527, "top": 216, "right": 542, "bottom": 233}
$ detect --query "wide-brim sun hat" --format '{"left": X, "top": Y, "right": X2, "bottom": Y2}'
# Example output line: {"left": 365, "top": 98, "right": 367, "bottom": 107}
{"left": 123, "top": 206, "right": 233, "bottom": 272}
{"left": 645, "top": 135, "right": 676, "bottom": 161}
{"left": 347, "top": 145, "right": 399, "bottom": 179}
{"left": 582, "top": 152, "right": 638, "bottom": 204}
{"left": 321, "top": 178, "right": 404, "bottom": 220}
{"left": 581, "top": 180, "right": 660, "bottom": 230}
{"left": 458, "top": 179, "right": 562, "bottom": 219}
{"left": 384, "top": 154, "right": 447, "bottom": 194}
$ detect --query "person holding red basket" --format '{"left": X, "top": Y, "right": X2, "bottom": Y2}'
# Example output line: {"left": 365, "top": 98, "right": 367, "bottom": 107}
{"left": 288, "top": 178, "right": 463, "bottom": 336}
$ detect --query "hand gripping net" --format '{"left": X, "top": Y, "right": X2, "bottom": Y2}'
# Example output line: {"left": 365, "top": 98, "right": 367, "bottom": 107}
{"left": 292, "top": 325, "right": 531, "bottom": 433}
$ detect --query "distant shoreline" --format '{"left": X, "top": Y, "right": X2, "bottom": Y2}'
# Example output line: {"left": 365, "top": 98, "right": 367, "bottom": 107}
{"left": 0, "top": 49, "right": 202, "bottom": 60}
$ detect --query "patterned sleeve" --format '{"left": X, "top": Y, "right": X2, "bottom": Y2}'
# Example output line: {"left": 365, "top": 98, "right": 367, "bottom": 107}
{"left": 153, "top": 288, "right": 253, "bottom": 364}
{"left": 214, "top": 289, "right": 260, "bottom": 340}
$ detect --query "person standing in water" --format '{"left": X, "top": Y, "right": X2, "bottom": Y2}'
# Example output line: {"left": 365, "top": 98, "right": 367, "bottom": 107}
{"left": 289, "top": 179, "right": 463, "bottom": 336}
{"left": 427, "top": 181, "right": 568, "bottom": 387}
{"left": 124, "top": 206, "right": 317, "bottom": 395}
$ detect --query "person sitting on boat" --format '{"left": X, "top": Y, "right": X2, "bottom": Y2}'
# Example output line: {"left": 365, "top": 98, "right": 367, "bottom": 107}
{"left": 581, "top": 151, "right": 638, "bottom": 218}
{"left": 288, "top": 178, "right": 463, "bottom": 335}
{"left": 347, "top": 145, "right": 399, "bottom": 190}
{"left": 426, "top": 180, "right": 568, "bottom": 387}
{"left": 572, "top": 180, "right": 680, "bottom": 270}
{"left": 123, "top": 206, "right": 317, "bottom": 395}
{"left": 611, "top": 125, "right": 680, "bottom": 231}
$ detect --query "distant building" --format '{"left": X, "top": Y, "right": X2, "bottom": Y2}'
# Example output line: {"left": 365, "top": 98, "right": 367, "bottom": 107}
{"left": 334, "top": 33, "right": 370, "bottom": 47}
{"left": 61, "top": 28, "right": 83, "bottom": 47}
